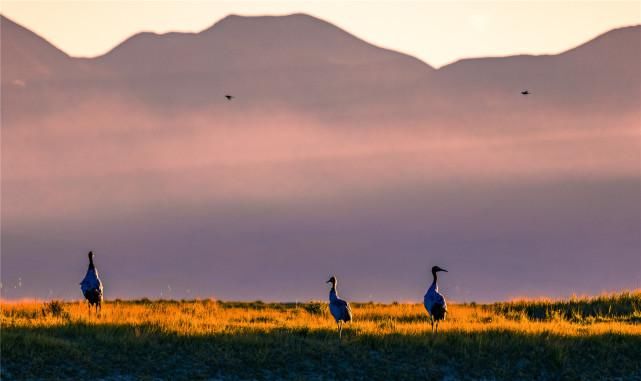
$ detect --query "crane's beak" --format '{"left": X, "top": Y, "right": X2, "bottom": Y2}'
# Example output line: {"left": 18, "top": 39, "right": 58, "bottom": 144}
{"left": 441, "top": 269, "right": 448, "bottom": 272}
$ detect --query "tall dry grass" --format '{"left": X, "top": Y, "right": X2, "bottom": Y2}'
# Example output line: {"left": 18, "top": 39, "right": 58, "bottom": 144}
{"left": 2, "top": 292, "right": 640, "bottom": 380}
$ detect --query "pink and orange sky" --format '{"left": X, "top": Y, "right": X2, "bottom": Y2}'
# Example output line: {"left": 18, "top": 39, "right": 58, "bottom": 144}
{"left": 1, "top": 0, "right": 639, "bottom": 67}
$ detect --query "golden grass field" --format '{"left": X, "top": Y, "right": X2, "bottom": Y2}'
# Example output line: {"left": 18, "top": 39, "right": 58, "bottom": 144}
{"left": 2, "top": 291, "right": 640, "bottom": 380}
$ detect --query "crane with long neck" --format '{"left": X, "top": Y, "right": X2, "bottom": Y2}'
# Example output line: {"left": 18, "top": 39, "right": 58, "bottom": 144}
{"left": 80, "top": 251, "right": 103, "bottom": 315}
{"left": 424, "top": 266, "right": 448, "bottom": 333}
{"left": 326, "top": 276, "right": 352, "bottom": 340}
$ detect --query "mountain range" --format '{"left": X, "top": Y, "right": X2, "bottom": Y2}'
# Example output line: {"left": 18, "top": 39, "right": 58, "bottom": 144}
{"left": 1, "top": 14, "right": 639, "bottom": 301}
{"left": 3, "top": 14, "right": 639, "bottom": 121}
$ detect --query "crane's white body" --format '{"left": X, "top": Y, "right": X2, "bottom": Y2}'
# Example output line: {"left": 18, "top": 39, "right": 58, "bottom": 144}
{"left": 327, "top": 277, "right": 352, "bottom": 339}
{"left": 80, "top": 252, "right": 103, "bottom": 314}
{"left": 329, "top": 288, "right": 352, "bottom": 323}
{"left": 80, "top": 267, "right": 103, "bottom": 296}
{"left": 424, "top": 281, "right": 446, "bottom": 316}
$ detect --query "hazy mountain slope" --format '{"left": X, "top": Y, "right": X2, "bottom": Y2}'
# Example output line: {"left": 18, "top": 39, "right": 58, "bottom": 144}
{"left": 1, "top": 15, "right": 114, "bottom": 123}
{"left": 0, "top": 15, "right": 76, "bottom": 83}
{"left": 436, "top": 26, "right": 641, "bottom": 111}
{"left": 98, "top": 14, "right": 433, "bottom": 74}
{"left": 90, "top": 13, "right": 434, "bottom": 116}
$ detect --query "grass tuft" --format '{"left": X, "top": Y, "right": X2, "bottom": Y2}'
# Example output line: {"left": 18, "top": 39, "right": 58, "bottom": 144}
{"left": 302, "top": 301, "right": 328, "bottom": 316}
{"left": 41, "top": 300, "right": 67, "bottom": 318}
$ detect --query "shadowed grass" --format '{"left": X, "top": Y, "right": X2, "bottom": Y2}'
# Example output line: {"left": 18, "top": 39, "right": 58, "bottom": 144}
{"left": 2, "top": 292, "right": 640, "bottom": 380}
{"left": 488, "top": 291, "right": 641, "bottom": 323}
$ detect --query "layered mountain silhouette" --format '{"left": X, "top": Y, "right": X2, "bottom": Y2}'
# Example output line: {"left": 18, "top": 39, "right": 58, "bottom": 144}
{"left": 1, "top": 14, "right": 639, "bottom": 301}
{"left": 2, "top": 13, "right": 639, "bottom": 121}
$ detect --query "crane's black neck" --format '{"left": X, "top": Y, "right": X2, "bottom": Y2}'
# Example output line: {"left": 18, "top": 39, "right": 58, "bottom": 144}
{"left": 431, "top": 270, "right": 438, "bottom": 286}
{"left": 88, "top": 255, "right": 95, "bottom": 270}
{"left": 329, "top": 281, "right": 338, "bottom": 300}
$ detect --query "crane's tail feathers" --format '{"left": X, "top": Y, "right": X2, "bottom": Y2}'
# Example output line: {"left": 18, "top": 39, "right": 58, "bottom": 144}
{"left": 431, "top": 303, "right": 447, "bottom": 321}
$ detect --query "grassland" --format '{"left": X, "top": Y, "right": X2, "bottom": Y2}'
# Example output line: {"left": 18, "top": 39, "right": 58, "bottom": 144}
{"left": 2, "top": 292, "right": 640, "bottom": 380}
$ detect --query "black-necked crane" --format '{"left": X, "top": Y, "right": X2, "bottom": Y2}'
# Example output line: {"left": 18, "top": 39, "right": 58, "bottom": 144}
{"left": 326, "top": 276, "right": 352, "bottom": 340}
{"left": 424, "top": 266, "right": 448, "bottom": 333}
{"left": 80, "top": 251, "right": 103, "bottom": 315}
{"left": 521, "top": 90, "right": 530, "bottom": 95}
{"left": 225, "top": 94, "right": 234, "bottom": 100}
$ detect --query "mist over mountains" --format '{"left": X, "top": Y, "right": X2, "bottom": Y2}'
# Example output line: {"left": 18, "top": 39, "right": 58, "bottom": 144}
{"left": 2, "top": 14, "right": 639, "bottom": 301}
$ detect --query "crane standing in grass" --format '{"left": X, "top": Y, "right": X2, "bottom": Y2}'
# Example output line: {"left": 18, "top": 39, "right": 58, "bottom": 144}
{"left": 326, "top": 276, "right": 352, "bottom": 340}
{"left": 424, "top": 266, "right": 448, "bottom": 333}
{"left": 80, "top": 251, "right": 103, "bottom": 315}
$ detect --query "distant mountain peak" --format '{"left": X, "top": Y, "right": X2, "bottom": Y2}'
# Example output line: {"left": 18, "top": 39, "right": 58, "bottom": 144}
{"left": 202, "top": 12, "right": 368, "bottom": 39}
{"left": 212, "top": 12, "right": 327, "bottom": 25}
{"left": 94, "top": 12, "right": 433, "bottom": 74}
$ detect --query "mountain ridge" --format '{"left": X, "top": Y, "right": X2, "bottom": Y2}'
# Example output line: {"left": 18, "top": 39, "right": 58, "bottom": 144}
{"left": 439, "top": 24, "right": 640, "bottom": 69}
{"left": 1, "top": 13, "right": 639, "bottom": 119}
{"left": 93, "top": 12, "right": 433, "bottom": 79}
{"left": 3, "top": 13, "right": 639, "bottom": 70}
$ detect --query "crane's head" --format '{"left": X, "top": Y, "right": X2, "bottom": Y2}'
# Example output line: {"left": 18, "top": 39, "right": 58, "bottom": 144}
{"left": 326, "top": 276, "right": 337, "bottom": 285}
{"left": 432, "top": 266, "right": 447, "bottom": 274}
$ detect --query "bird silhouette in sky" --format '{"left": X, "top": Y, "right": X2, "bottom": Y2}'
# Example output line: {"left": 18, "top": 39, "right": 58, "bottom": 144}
{"left": 225, "top": 95, "right": 234, "bottom": 100}
{"left": 521, "top": 90, "right": 530, "bottom": 95}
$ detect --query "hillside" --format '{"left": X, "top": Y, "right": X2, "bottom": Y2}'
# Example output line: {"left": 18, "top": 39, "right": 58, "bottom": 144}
{"left": 437, "top": 25, "right": 641, "bottom": 111}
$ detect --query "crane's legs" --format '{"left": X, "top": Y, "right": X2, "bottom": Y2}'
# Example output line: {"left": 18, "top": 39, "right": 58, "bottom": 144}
{"left": 338, "top": 321, "right": 343, "bottom": 340}
{"left": 430, "top": 316, "right": 435, "bottom": 333}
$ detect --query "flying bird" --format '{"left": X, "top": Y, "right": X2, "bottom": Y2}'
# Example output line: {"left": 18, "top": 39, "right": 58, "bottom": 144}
{"left": 326, "top": 276, "right": 352, "bottom": 340}
{"left": 225, "top": 95, "right": 234, "bottom": 100}
{"left": 521, "top": 90, "right": 530, "bottom": 95}
{"left": 80, "top": 251, "right": 103, "bottom": 315}
{"left": 424, "top": 266, "right": 448, "bottom": 333}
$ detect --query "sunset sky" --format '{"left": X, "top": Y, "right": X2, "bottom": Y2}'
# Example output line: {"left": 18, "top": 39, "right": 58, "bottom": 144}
{"left": 1, "top": 0, "right": 639, "bottom": 67}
